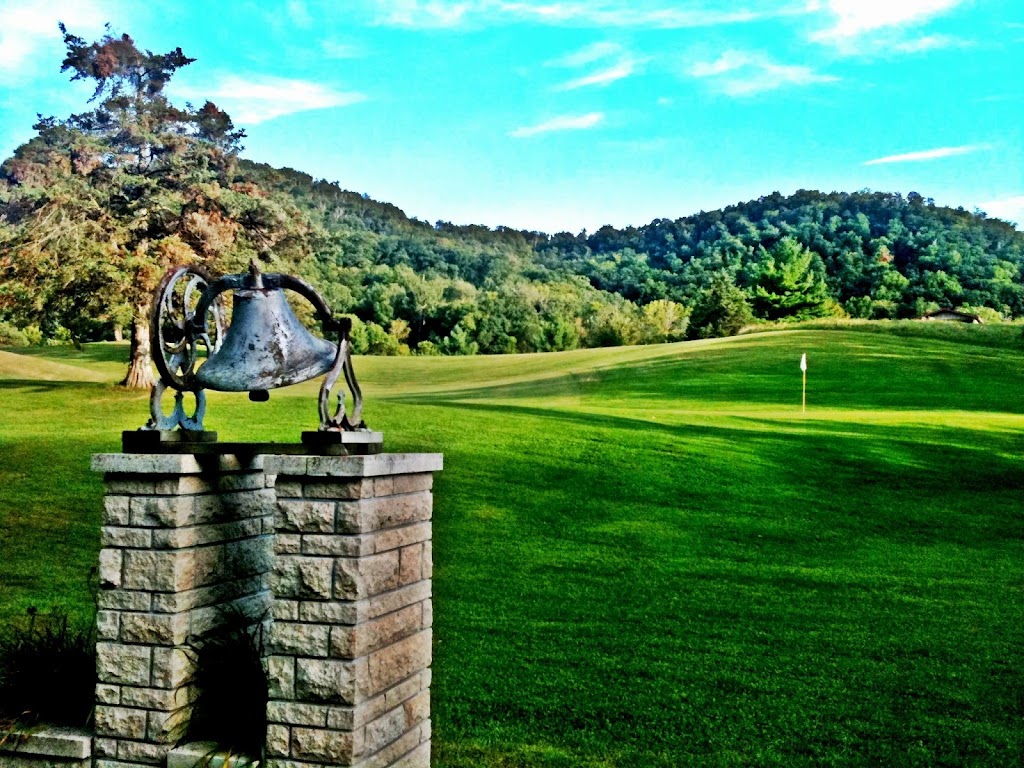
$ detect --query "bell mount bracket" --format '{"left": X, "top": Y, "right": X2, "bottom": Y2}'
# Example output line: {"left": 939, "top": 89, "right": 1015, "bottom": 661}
{"left": 143, "top": 261, "right": 367, "bottom": 437}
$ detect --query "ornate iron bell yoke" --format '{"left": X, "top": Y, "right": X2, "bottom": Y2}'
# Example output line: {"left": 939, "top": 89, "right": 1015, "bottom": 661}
{"left": 146, "top": 261, "right": 365, "bottom": 434}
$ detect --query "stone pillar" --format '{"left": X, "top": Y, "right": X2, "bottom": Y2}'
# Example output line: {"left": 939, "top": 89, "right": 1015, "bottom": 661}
{"left": 264, "top": 453, "right": 442, "bottom": 768}
{"left": 90, "top": 453, "right": 275, "bottom": 768}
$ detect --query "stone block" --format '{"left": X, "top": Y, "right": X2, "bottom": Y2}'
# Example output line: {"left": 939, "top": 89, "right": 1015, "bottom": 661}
{"left": 276, "top": 500, "right": 336, "bottom": 533}
{"left": 276, "top": 534, "right": 302, "bottom": 554}
{"left": 335, "top": 494, "right": 431, "bottom": 535}
{"left": 350, "top": 729, "right": 419, "bottom": 768}
{"left": 147, "top": 707, "right": 191, "bottom": 742}
{"left": 298, "top": 600, "right": 358, "bottom": 625}
{"left": 151, "top": 647, "right": 195, "bottom": 689}
{"left": 270, "top": 622, "right": 330, "bottom": 657}
{"left": 398, "top": 545, "right": 422, "bottom": 585}
{"left": 372, "top": 476, "right": 394, "bottom": 497}
{"left": 101, "top": 527, "right": 153, "bottom": 549}
{"left": 275, "top": 480, "right": 303, "bottom": 498}
{"left": 334, "top": 552, "right": 400, "bottom": 600}
{"left": 272, "top": 600, "right": 300, "bottom": 622}
{"left": 266, "top": 701, "right": 328, "bottom": 727}
{"left": 0, "top": 726, "right": 93, "bottom": 759}
{"left": 122, "top": 550, "right": 192, "bottom": 592}
{"left": 329, "top": 605, "right": 422, "bottom": 660}
{"left": 300, "top": 534, "right": 372, "bottom": 558}
{"left": 97, "top": 590, "right": 151, "bottom": 612}
{"left": 291, "top": 727, "right": 357, "bottom": 763}
{"left": 218, "top": 454, "right": 265, "bottom": 473}
{"left": 304, "top": 454, "right": 442, "bottom": 479}
{"left": 120, "top": 685, "right": 189, "bottom": 710}
{"left": 363, "top": 707, "right": 407, "bottom": 757}
{"left": 302, "top": 479, "right": 373, "bottom": 500}
{"left": 390, "top": 742, "right": 430, "bottom": 768}
{"left": 93, "top": 453, "right": 203, "bottom": 475}
{"left": 129, "top": 496, "right": 194, "bottom": 528}
{"left": 96, "top": 611, "right": 119, "bottom": 641}
{"left": 391, "top": 474, "right": 433, "bottom": 496}
{"left": 268, "top": 656, "right": 296, "bottom": 700}
{"left": 116, "top": 740, "right": 169, "bottom": 765}
{"left": 98, "top": 550, "right": 123, "bottom": 589}
{"left": 102, "top": 496, "right": 131, "bottom": 526}
{"left": 266, "top": 725, "right": 291, "bottom": 758}
{"left": 422, "top": 541, "right": 432, "bottom": 579}
{"left": 368, "top": 631, "right": 431, "bottom": 698}
{"left": 153, "top": 475, "right": 214, "bottom": 495}
{"left": 366, "top": 582, "right": 431, "bottom": 622}
{"left": 94, "top": 706, "right": 147, "bottom": 739}
{"left": 218, "top": 473, "right": 265, "bottom": 492}
{"left": 119, "top": 612, "right": 189, "bottom": 645}
{"left": 403, "top": 691, "right": 429, "bottom": 728}
{"left": 372, "top": 523, "right": 431, "bottom": 556}
{"left": 96, "top": 684, "right": 120, "bottom": 704}
{"left": 295, "top": 658, "right": 367, "bottom": 705}
{"left": 272, "top": 556, "right": 334, "bottom": 600}
{"left": 96, "top": 643, "right": 151, "bottom": 686}
{"left": 94, "top": 738, "right": 118, "bottom": 757}
{"left": 263, "top": 455, "right": 310, "bottom": 475}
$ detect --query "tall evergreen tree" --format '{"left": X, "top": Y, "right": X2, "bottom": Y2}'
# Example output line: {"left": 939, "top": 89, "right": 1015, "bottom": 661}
{"left": 0, "top": 25, "right": 306, "bottom": 387}
{"left": 751, "top": 237, "right": 833, "bottom": 321}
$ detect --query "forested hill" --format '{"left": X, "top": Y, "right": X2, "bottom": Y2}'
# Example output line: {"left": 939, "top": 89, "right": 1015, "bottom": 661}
{"left": 238, "top": 159, "right": 1024, "bottom": 351}
{"left": 3, "top": 25, "right": 1022, "bottom": 361}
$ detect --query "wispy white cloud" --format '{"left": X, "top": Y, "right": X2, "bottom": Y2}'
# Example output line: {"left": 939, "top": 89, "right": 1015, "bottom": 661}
{"left": 547, "top": 41, "right": 640, "bottom": 90}
{"left": 546, "top": 41, "right": 621, "bottom": 68}
{"left": 509, "top": 112, "right": 604, "bottom": 138}
{"left": 374, "top": 0, "right": 474, "bottom": 27}
{"left": 688, "top": 50, "right": 837, "bottom": 96}
{"left": 375, "top": 1, "right": 813, "bottom": 29}
{"left": 862, "top": 144, "right": 988, "bottom": 165}
{"left": 810, "top": 0, "right": 971, "bottom": 55}
{"left": 189, "top": 76, "right": 367, "bottom": 124}
{"left": 889, "top": 33, "right": 969, "bottom": 53}
{"left": 0, "top": 0, "right": 108, "bottom": 76}
{"left": 812, "top": 0, "right": 967, "bottom": 42}
{"left": 556, "top": 59, "right": 637, "bottom": 90}
{"left": 977, "top": 195, "right": 1024, "bottom": 227}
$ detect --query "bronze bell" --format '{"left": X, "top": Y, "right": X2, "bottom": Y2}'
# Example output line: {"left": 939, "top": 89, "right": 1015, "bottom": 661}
{"left": 196, "top": 287, "right": 336, "bottom": 393}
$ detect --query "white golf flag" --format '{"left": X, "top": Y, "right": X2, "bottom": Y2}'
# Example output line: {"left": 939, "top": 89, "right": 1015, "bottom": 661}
{"left": 800, "top": 353, "right": 807, "bottom": 372}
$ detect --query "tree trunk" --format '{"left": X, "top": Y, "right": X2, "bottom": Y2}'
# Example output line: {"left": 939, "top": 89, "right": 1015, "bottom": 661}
{"left": 113, "top": 325, "right": 123, "bottom": 342}
{"left": 120, "top": 303, "right": 156, "bottom": 389}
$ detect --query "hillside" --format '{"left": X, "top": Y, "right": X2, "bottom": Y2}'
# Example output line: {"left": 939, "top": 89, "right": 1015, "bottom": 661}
{"left": 240, "top": 159, "right": 1024, "bottom": 335}
{"left": 2, "top": 324, "right": 1023, "bottom": 765}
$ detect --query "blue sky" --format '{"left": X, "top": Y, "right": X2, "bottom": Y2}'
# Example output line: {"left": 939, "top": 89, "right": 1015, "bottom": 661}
{"left": 0, "top": 0, "right": 1021, "bottom": 234}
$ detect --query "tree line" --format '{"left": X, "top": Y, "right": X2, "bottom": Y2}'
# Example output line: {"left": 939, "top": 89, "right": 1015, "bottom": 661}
{"left": 2, "top": 27, "right": 1023, "bottom": 386}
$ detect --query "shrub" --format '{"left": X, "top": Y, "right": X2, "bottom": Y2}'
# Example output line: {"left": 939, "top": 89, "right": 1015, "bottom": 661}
{"left": 0, "top": 321, "right": 31, "bottom": 347}
{"left": 0, "top": 607, "right": 96, "bottom": 727}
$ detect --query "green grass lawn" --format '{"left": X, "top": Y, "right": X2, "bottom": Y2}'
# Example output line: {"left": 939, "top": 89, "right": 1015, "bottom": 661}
{"left": 2, "top": 323, "right": 1023, "bottom": 766}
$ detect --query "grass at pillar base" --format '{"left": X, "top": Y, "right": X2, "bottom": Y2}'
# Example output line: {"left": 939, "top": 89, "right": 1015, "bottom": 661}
{"left": 1, "top": 323, "right": 1023, "bottom": 766}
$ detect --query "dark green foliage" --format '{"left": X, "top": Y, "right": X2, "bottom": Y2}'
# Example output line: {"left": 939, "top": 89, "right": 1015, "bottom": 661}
{"left": 0, "top": 607, "right": 96, "bottom": 727}
{"left": 687, "top": 273, "right": 755, "bottom": 338}
{"left": 186, "top": 620, "right": 267, "bottom": 757}
{"left": 750, "top": 237, "right": 834, "bottom": 320}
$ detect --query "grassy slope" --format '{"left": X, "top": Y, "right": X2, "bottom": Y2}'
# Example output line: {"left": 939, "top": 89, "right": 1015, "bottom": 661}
{"left": 1, "top": 325, "right": 1023, "bottom": 766}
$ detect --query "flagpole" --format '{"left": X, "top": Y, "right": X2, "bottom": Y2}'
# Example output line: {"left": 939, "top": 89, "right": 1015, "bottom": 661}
{"left": 800, "top": 353, "right": 807, "bottom": 414}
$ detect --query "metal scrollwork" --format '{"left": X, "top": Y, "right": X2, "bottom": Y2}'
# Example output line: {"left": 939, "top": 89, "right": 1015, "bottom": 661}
{"left": 143, "top": 261, "right": 368, "bottom": 436}
{"left": 318, "top": 334, "right": 365, "bottom": 431}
